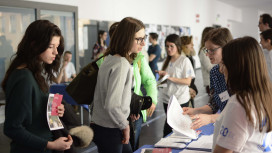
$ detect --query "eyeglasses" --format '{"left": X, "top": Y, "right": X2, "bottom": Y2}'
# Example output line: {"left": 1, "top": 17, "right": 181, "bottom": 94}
{"left": 204, "top": 47, "right": 221, "bottom": 54}
{"left": 135, "top": 35, "right": 147, "bottom": 44}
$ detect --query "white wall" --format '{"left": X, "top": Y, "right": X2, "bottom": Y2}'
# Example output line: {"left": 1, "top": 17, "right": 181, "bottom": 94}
{"left": 230, "top": 8, "right": 259, "bottom": 40}
{"left": 25, "top": 0, "right": 246, "bottom": 68}
{"left": 25, "top": 0, "right": 77, "bottom": 6}
{"left": 76, "top": 0, "right": 242, "bottom": 68}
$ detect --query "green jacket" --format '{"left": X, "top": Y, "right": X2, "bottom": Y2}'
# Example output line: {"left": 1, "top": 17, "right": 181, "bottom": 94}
{"left": 97, "top": 52, "right": 157, "bottom": 122}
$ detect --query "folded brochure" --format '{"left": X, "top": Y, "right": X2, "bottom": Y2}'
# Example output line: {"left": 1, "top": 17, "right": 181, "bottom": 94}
{"left": 46, "top": 93, "right": 64, "bottom": 131}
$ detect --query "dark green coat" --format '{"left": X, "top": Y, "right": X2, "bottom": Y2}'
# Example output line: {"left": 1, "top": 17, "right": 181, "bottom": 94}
{"left": 4, "top": 69, "right": 52, "bottom": 153}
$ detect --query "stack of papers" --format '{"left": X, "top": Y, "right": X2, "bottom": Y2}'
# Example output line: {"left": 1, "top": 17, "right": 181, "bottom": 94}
{"left": 154, "top": 137, "right": 187, "bottom": 149}
{"left": 167, "top": 95, "right": 198, "bottom": 139}
{"left": 186, "top": 134, "right": 213, "bottom": 150}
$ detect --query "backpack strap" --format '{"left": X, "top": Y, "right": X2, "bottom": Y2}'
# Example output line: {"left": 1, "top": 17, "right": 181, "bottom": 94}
{"left": 137, "top": 59, "right": 141, "bottom": 73}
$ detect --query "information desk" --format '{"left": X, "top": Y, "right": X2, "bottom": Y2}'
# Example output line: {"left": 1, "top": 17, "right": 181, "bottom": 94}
{"left": 134, "top": 123, "right": 214, "bottom": 153}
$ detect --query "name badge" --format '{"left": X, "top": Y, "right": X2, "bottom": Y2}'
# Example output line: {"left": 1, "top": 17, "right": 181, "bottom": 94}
{"left": 219, "top": 91, "right": 230, "bottom": 102}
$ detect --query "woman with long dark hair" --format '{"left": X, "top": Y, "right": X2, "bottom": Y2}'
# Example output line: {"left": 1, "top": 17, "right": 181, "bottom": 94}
{"left": 92, "top": 30, "right": 107, "bottom": 60}
{"left": 2, "top": 20, "right": 73, "bottom": 153}
{"left": 157, "top": 34, "right": 195, "bottom": 137}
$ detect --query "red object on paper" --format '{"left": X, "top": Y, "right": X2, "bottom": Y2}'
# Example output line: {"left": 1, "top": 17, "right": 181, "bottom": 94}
{"left": 152, "top": 148, "right": 172, "bottom": 153}
{"left": 51, "top": 94, "right": 63, "bottom": 116}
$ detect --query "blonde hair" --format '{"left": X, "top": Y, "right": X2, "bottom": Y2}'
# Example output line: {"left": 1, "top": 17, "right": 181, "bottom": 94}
{"left": 180, "top": 36, "right": 195, "bottom": 56}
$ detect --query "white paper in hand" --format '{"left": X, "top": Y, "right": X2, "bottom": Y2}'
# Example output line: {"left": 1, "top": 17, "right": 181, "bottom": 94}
{"left": 167, "top": 95, "right": 197, "bottom": 139}
{"left": 157, "top": 74, "right": 169, "bottom": 86}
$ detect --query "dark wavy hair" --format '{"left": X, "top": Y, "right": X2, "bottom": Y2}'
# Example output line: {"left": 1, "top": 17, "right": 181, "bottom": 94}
{"left": 222, "top": 36, "right": 272, "bottom": 132}
{"left": 260, "top": 14, "right": 272, "bottom": 29}
{"left": 104, "top": 17, "right": 145, "bottom": 62}
{"left": 1, "top": 20, "right": 64, "bottom": 92}
{"left": 261, "top": 29, "right": 272, "bottom": 46}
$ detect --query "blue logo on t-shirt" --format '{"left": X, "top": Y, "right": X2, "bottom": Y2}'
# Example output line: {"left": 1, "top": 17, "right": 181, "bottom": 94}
{"left": 258, "top": 132, "right": 272, "bottom": 152}
{"left": 220, "top": 125, "right": 228, "bottom": 137}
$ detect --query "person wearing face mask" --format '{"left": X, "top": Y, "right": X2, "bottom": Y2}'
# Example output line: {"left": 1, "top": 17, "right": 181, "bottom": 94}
{"left": 157, "top": 34, "right": 195, "bottom": 137}
{"left": 183, "top": 28, "right": 233, "bottom": 130}
{"left": 1, "top": 20, "right": 73, "bottom": 153}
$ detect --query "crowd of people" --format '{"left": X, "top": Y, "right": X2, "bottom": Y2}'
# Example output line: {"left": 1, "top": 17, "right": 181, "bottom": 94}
{"left": 1, "top": 13, "right": 272, "bottom": 153}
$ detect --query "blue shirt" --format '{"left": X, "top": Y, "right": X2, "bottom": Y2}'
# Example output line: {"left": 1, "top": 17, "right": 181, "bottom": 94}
{"left": 147, "top": 44, "right": 161, "bottom": 76}
{"left": 208, "top": 65, "right": 230, "bottom": 113}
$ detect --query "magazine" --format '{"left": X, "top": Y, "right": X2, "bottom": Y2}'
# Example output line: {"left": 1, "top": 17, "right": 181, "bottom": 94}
{"left": 46, "top": 93, "right": 64, "bottom": 131}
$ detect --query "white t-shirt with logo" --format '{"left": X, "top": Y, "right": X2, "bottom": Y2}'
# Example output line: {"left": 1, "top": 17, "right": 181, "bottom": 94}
{"left": 158, "top": 55, "right": 195, "bottom": 105}
{"left": 213, "top": 94, "right": 272, "bottom": 153}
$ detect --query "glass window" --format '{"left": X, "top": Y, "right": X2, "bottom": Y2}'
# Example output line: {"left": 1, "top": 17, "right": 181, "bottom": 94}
{"left": 40, "top": 10, "right": 76, "bottom": 64}
{"left": 0, "top": 6, "right": 35, "bottom": 100}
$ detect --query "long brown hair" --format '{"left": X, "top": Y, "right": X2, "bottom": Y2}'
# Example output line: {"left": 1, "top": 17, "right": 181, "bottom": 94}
{"left": 222, "top": 36, "right": 272, "bottom": 132}
{"left": 104, "top": 17, "right": 145, "bottom": 62}
{"left": 198, "top": 27, "right": 214, "bottom": 55}
{"left": 161, "top": 34, "right": 182, "bottom": 71}
{"left": 1, "top": 20, "right": 64, "bottom": 92}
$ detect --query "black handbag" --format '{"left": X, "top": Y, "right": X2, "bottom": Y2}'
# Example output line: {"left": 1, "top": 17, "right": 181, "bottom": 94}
{"left": 66, "top": 57, "right": 103, "bottom": 105}
{"left": 130, "top": 92, "right": 152, "bottom": 115}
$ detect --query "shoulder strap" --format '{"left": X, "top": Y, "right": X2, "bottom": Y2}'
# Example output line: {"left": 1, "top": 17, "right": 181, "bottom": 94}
{"left": 137, "top": 59, "right": 141, "bottom": 73}
{"left": 95, "top": 55, "right": 104, "bottom": 62}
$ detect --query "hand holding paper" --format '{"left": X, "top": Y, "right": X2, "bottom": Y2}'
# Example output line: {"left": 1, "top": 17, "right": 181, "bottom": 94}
{"left": 47, "top": 94, "right": 64, "bottom": 130}
{"left": 167, "top": 95, "right": 198, "bottom": 139}
{"left": 157, "top": 74, "right": 169, "bottom": 86}
{"left": 51, "top": 94, "right": 63, "bottom": 116}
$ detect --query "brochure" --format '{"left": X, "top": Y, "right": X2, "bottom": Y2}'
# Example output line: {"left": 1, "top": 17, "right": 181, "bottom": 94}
{"left": 46, "top": 93, "right": 64, "bottom": 131}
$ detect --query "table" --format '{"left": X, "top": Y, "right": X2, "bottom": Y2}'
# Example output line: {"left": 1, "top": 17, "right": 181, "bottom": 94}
{"left": 134, "top": 123, "right": 214, "bottom": 153}
{"left": 50, "top": 83, "right": 89, "bottom": 125}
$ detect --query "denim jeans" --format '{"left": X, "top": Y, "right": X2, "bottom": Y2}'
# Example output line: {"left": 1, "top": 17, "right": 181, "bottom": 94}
{"left": 133, "top": 115, "right": 143, "bottom": 150}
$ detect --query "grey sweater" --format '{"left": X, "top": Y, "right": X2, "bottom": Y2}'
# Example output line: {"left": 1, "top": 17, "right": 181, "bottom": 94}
{"left": 92, "top": 55, "right": 132, "bottom": 130}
